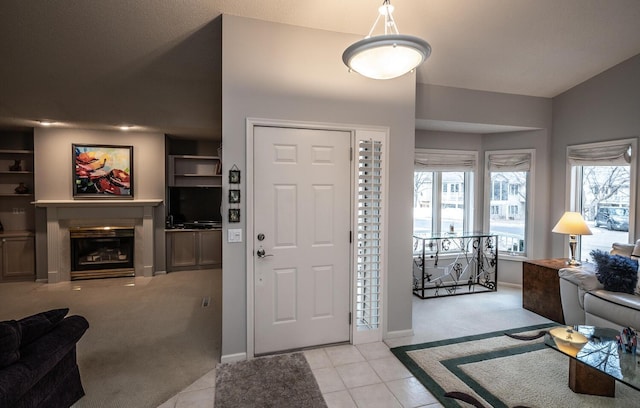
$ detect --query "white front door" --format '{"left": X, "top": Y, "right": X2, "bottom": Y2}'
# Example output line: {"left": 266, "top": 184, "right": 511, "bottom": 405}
{"left": 253, "top": 126, "right": 351, "bottom": 355}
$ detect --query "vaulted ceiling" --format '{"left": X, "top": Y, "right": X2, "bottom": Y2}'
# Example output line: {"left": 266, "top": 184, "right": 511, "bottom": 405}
{"left": 1, "top": 0, "right": 639, "bottom": 135}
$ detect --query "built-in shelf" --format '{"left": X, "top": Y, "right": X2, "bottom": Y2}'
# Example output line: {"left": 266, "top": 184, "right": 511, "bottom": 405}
{"left": 0, "top": 149, "right": 34, "bottom": 155}
{"left": 0, "top": 171, "right": 33, "bottom": 174}
{"left": 168, "top": 155, "right": 222, "bottom": 187}
{"left": 0, "top": 194, "right": 34, "bottom": 197}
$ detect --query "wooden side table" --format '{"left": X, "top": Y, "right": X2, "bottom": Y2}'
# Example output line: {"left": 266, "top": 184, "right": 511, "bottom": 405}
{"left": 522, "top": 258, "right": 568, "bottom": 324}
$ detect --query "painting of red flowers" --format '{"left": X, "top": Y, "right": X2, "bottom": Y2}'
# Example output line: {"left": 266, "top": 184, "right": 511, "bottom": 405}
{"left": 73, "top": 144, "right": 133, "bottom": 198}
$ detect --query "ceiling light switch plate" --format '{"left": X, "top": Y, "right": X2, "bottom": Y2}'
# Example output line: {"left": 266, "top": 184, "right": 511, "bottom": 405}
{"left": 228, "top": 229, "right": 242, "bottom": 243}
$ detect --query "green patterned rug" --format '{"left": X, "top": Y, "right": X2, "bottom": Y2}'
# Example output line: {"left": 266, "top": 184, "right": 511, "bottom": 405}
{"left": 391, "top": 324, "right": 639, "bottom": 408}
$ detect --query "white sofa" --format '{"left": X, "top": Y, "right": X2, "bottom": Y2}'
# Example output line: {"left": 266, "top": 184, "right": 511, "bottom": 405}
{"left": 558, "top": 242, "right": 640, "bottom": 331}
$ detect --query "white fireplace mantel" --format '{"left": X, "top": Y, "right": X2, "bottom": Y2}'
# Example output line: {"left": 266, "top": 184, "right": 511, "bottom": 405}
{"left": 35, "top": 199, "right": 163, "bottom": 283}
{"left": 34, "top": 199, "right": 163, "bottom": 207}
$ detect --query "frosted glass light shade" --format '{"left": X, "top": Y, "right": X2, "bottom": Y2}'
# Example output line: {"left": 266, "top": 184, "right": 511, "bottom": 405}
{"left": 342, "top": 34, "right": 431, "bottom": 80}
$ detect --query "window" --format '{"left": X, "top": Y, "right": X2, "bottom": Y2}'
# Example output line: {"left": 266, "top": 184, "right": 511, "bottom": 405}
{"left": 485, "top": 150, "right": 534, "bottom": 256}
{"left": 492, "top": 179, "right": 508, "bottom": 201}
{"left": 414, "top": 150, "right": 477, "bottom": 237}
{"left": 567, "top": 140, "right": 636, "bottom": 262}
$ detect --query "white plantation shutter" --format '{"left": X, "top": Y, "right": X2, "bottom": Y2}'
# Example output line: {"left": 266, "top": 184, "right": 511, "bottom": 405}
{"left": 353, "top": 130, "right": 387, "bottom": 343}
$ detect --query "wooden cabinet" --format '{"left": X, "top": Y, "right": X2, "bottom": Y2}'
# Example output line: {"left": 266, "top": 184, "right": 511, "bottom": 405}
{"left": 167, "top": 229, "right": 222, "bottom": 271}
{"left": 522, "top": 258, "right": 567, "bottom": 324}
{"left": 0, "top": 232, "right": 35, "bottom": 282}
{"left": 198, "top": 230, "right": 222, "bottom": 267}
{"left": 168, "top": 155, "right": 222, "bottom": 187}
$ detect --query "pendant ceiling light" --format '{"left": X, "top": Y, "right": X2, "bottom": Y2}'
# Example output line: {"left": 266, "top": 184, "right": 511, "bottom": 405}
{"left": 342, "top": 0, "right": 431, "bottom": 80}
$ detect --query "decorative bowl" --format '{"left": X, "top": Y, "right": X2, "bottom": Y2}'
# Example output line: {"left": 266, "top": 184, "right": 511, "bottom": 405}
{"left": 549, "top": 326, "right": 588, "bottom": 357}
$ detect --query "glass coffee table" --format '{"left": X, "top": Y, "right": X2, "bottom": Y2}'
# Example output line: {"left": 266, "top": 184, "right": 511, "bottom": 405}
{"left": 544, "top": 325, "right": 639, "bottom": 397}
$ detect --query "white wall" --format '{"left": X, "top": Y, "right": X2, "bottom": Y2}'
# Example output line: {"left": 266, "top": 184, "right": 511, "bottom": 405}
{"left": 551, "top": 53, "right": 640, "bottom": 254}
{"left": 221, "top": 15, "right": 416, "bottom": 358}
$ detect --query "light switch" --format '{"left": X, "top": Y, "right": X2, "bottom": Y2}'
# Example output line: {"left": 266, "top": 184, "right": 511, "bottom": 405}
{"left": 228, "top": 229, "right": 242, "bottom": 243}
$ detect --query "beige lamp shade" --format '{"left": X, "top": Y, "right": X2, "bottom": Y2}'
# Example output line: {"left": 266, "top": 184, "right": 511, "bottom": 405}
{"left": 552, "top": 212, "right": 593, "bottom": 235}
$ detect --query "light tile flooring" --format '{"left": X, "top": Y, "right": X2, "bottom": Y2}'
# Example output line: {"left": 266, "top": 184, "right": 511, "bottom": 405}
{"left": 306, "top": 343, "right": 439, "bottom": 408}
{"left": 160, "top": 284, "right": 551, "bottom": 408}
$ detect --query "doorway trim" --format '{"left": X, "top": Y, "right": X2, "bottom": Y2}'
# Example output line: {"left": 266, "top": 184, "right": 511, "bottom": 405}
{"left": 246, "top": 118, "right": 389, "bottom": 358}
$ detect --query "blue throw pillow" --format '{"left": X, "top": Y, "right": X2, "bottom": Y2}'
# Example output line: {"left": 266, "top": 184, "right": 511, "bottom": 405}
{"left": 0, "top": 320, "right": 21, "bottom": 368}
{"left": 18, "top": 308, "right": 69, "bottom": 347}
{"left": 590, "top": 250, "right": 639, "bottom": 294}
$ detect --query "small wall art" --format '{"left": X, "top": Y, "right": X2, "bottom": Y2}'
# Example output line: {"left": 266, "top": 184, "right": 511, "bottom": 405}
{"left": 229, "top": 208, "right": 240, "bottom": 223}
{"left": 229, "top": 189, "right": 241, "bottom": 204}
{"left": 229, "top": 164, "right": 241, "bottom": 184}
{"left": 73, "top": 144, "right": 133, "bottom": 198}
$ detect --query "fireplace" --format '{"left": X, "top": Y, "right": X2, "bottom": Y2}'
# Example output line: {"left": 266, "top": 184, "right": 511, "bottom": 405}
{"left": 70, "top": 226, "right": 135, "bottom": 280}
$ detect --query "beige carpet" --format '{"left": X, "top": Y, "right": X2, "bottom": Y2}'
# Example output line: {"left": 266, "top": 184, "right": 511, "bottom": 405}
{"left": 0, "top": 269, "right": 221, "bottom": 408}
{"left": 392, "top": 325, "right": 639, "bottom": 407}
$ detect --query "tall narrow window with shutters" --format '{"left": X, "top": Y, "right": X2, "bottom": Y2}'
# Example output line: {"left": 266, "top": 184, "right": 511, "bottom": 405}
{"left": 353, "top": 130, "right": 387, "bottom": 344}
{"left": 485, "top": 150, "right": 534, "bottom": 256}
{"left": 567, "top": 139, "right": 636, "bottom": 262}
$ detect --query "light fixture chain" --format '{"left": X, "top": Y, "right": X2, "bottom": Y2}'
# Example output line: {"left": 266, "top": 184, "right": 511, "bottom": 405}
{"left": 366, "top": 12, "right": 383, "bottom": 38}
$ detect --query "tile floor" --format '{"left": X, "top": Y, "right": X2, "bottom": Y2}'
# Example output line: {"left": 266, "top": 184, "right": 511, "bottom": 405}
{"left": 306, "top": 342, "right": 441, "bottom": 408}
{"left": 158, "top": 341, "right": 440, "bottom": 408}
{"left": 159, "top": 285, "right": 548, "bottom": 407}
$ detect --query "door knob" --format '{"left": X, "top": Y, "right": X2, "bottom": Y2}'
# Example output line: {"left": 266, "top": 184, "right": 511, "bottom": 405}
{"left": 256, "top": 248, "right": 273, "bottom": 258}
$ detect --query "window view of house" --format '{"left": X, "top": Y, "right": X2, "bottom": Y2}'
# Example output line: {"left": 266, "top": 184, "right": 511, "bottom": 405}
{"left": 488, "top": 171, "right": 528, "bottom": 253}
{"left": 413, "top": 171, "right": 468, "bottom": 236}
{"left": 576, "top": 165, "right": 631, "bottom": 261}
{"left": 485, "top": 150, "right": 533, "bottom": 256}
{"left": 413, "top": 150, "right": 476, "bottom": 238}
{"left": 567, "top": 140, "right": 634, "bottom": 262}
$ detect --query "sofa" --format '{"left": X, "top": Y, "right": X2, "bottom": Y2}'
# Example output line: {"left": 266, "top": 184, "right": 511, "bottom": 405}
{"left": 558, "top": 241, "right": 640, "bottom": 331}
{"left": 0, "top": 309, "right": 89, "bottom": 408}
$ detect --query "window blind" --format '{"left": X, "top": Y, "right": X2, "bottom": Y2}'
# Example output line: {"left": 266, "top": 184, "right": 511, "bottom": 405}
{"left": 487, "top": 152, "right": 531, "bottom": 172}
{"left": 415, "top": 150, "right": 476, "bottom": 171}
{"left": 567, "top": 142, "right": 631, "bottom": 166}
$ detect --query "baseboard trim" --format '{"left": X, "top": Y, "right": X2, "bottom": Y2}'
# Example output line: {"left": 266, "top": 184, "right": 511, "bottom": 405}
{"left": 385, "top": 329, "right": 414, "bottom": 339}
{"left": 221, "top": 352, "right": 247, "bottom": 364}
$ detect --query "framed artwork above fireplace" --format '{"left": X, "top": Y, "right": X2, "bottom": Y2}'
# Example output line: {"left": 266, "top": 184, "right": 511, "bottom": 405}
{"left": 73, "top": 144, "right": 133, "bottom": 198}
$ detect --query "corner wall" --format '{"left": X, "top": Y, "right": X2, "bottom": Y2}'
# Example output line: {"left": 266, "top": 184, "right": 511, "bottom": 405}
{"left": 221, "top": 15, "right": 416, "bottom": 359}
{"left": 414, "top": 85, "right": 553, "bottom": 284}
{"left": 551, "top": 53, "right": 640, "bottom": 254}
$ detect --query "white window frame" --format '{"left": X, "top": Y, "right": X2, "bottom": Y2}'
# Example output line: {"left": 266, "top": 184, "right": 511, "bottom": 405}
{"left": 483, "top": 149, "right": 535, "bottom": 259}
{"left": 565, "top": 138, "right": 637, "bottom": 257}
{"left": 414, "top": 149, "right": 478, "bottom": 235}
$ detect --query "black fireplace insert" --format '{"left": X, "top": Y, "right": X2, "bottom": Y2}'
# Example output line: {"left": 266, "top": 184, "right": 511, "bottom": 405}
{"left": 70, "top": 226, "right": 134, "bottom": 280}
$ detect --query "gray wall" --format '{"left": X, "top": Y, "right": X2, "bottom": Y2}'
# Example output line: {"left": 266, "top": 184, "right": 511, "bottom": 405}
{"left": 414, "top": 86, "right": 553, "bottom": 284}
{"left": 551, "top": 54, "right": 640, "bottom": 254}
{"left": 33, "top": 128, "right": 166, "bottom": 279}
{"left": 221, "top": 15, "right": 416, "bottom": 358}
{"left": 416, "top": 84, "right": 552, "bottom": 128}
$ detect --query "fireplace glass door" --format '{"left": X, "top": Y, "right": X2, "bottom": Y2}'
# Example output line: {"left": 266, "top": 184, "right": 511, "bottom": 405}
{"left": 70, "top": 227, "right": 134, "bottom": 279}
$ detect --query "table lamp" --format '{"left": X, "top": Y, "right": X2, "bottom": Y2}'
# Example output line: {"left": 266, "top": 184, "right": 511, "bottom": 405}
{"left": 552, "top": 211, "right": 593, "bottom": 266}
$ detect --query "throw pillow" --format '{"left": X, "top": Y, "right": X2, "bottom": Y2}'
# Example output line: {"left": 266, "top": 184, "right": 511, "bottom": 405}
{"left": 17, "top": 308, "right": 69, "bottom": 347}
{"left": 590, "top": 249, "right": 639, "bottom": 294}
{"left": 0, "top": 320, "right": 21, "bottom": 368}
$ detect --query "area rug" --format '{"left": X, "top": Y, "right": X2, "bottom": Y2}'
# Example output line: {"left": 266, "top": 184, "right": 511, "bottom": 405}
{"left": 214, "top": 352, "right": 327, "bottom": 408}
{"left": 391, "top": 324, "right": 639, "bottom": 408}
